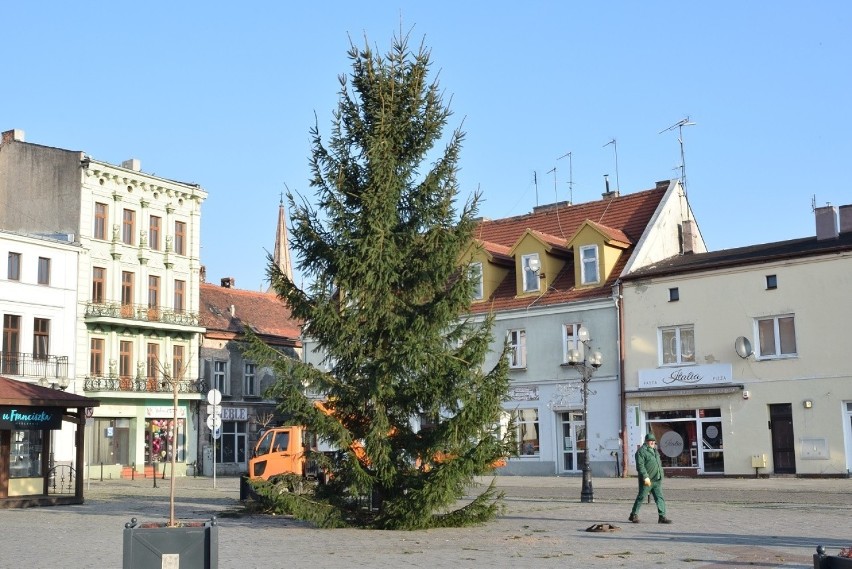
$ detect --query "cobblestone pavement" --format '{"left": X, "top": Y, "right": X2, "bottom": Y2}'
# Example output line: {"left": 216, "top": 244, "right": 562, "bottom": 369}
{"left": 1, "top": 474, "right": 849, "bottom": 568}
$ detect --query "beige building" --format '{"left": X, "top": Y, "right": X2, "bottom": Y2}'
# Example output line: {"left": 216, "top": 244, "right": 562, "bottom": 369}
{"left": 621, "top": 204, "right": 852, "bottom": 477}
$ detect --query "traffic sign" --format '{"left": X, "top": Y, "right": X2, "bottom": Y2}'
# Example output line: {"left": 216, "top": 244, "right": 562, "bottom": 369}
{"left": 207, "top": 389, "right": 222, "bottom": 406}
{"left": 212, "top": 427, "right": 221, "bottom": 440}
{"left": 206, "top": 414, "right": 222, "bottom": 430}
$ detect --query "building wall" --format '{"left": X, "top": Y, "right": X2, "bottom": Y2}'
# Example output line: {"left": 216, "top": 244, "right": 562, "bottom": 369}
{"left": 623, "top": 252, "right": 852, "bottom": 476}
{"left": 0, "top": 231, "right": 81, "bottom": 463}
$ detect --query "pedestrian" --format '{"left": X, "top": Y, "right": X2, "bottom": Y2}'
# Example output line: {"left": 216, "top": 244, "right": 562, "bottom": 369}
{"left": 629, "top": 432, "right": 672, "bottom": 524}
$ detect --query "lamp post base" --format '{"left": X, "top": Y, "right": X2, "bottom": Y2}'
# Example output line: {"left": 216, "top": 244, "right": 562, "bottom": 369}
{"left": 580, "top": 466, "right": 594, "bottom": 503}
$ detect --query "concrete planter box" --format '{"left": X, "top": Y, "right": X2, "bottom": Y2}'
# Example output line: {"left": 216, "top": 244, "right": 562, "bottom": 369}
{"left": 123, "top": 517, "right": 218, "bottom": 569}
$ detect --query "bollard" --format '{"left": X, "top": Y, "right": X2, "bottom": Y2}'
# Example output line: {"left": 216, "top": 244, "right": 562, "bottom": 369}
{"left": 100, "top": 462, "right": 104, "bottom": 482}
{"left": 153, "top": 461, "right": 158, "bottom": 488}
{"left": 131, "top": 462, "right": 135, "bottom": 481}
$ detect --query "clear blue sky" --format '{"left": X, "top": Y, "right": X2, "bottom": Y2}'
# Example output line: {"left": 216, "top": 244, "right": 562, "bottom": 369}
{"left": 6, "top": 2, "right": 851, "bottom": 291}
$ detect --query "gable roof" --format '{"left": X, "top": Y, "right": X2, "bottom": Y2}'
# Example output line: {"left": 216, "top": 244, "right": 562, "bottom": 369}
{"left": 623, "top": 231, "right": 852, "bottom": 279}
{"left": 0, "top": 376, "right": 100, "bottom": 407}
{"left": 470, "top": 183, "right": 669, "bottom": 312}
{"left": 199, "top": 282, "right": 302, "bottom": 344}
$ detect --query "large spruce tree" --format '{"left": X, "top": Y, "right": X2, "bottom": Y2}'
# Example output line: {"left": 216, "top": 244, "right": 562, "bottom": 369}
{"left": 249, "top": 33, "right": 513, "bottom": 530}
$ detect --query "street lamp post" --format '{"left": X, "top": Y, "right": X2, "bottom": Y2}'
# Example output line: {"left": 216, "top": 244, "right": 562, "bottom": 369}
{"left": 568, "top": 325, "right": 602, "bottom": 503}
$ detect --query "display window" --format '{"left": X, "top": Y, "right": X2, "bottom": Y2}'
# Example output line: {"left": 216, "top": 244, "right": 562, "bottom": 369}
{"left": 10, "top": 429, "right": 43, "bottom": 478}
{"left": 645, "top": 408, "right": 724, "bottom": 473}
{"left": 144, "top": 418, "right": 186, "bottom": 463}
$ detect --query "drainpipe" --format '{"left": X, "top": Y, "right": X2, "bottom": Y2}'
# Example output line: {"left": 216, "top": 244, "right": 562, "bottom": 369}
{"left": 613, "top": 280, "right": 627, "bottom": 477}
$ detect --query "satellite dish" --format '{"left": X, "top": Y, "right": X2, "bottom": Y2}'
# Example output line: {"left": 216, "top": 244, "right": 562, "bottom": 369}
{"left": 734, "top": 336, "right": 753, "bottom": 359}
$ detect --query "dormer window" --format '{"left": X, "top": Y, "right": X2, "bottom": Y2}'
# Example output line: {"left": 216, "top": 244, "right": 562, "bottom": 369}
{"left": 522, "top": 254, "right": 541, "bottom": 292}
{"left": 580, "top": 245, "right": 599, "bottom": 285}
{"left": 469, "top": 262, "right": 484, "bottom": 300}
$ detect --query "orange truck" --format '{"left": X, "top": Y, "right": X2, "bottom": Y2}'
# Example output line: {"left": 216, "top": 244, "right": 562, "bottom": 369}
{"left": 247, "top": 424, "right": 333, "bottom": 482}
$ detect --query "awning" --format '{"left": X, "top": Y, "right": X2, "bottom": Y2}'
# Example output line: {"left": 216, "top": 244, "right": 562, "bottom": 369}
{"left": 625, "top": 384, "right": 744, "bottom": 398}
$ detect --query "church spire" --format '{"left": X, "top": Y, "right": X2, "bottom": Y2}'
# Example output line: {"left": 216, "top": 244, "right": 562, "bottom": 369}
{"left": 270, "top": 192, "right": 293, "bottom": 291}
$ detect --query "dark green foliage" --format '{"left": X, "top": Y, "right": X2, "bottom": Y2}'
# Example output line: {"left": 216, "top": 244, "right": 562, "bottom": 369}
{"left": 247, "top": 32, "right": 513, "bottom": 530}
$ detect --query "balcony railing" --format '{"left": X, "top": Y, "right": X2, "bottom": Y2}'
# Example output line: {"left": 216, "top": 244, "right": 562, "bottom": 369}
{"left": 83, "top": 374, "right": 206, "bottom": 394}
{"left": 85, "top": 302, "right": 199, "bottom": 327}
{"left": 0, "top": 352, "right": 69, "bottom": 379}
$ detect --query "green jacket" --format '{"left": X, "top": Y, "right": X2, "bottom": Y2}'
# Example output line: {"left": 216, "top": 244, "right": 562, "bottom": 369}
{"left": 635, "top": 443, "right": 664, "bottom": 481}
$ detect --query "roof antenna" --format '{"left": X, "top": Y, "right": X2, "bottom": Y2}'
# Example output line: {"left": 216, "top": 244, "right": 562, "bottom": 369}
{"left": 533, "top": 171, "right": 539, "bottom": 206}
{"left": 557, "top": 151, "right": 573, "bottom": 204}
{"left": 603, "top": 139, "right": 620, "bottom": 193}
{"left": 546, "top": 167, "right": 556, "bottom": 203}
{"left": 659, "top": 117, "right": 696, "bottom": 197}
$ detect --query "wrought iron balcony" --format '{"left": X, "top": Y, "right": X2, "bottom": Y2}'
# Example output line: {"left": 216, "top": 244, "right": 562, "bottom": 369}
{"left": 0, "top": 352, "right": 69, "bottom": 379}
{"left": 84, "top": 301, "right": 200, "bottom": 327}
{"left": 83, "top": 374, "right": 207, "bottom": 394}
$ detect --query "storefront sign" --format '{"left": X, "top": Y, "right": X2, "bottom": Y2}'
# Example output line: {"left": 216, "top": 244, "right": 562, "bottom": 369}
{"left": 145, "top": 406, "right": 187, "bottom": 419}
{"left": 0, "top": 406, "right": 63, "bottom": 429}
{"left": 638, "top": 363, "right": 733, "bottom": 390}
{"left": 220, "top": 407, "right": 248, "bottom": 421}
{"left": 508, "top": 387, "right": 539, "bottom": 401}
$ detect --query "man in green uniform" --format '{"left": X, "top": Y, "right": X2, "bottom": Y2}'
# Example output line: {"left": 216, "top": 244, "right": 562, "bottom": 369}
{"left": 629, "top": 432, "right": 672, "bottom": 524}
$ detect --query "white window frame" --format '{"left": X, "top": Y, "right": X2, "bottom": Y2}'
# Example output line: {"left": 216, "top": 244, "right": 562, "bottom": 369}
{"left": 507, "top": 329, "right": 527, "bottom": 369}
{"left": 755, "top": 314, "right": 797, "bottom": 359}
{"left": 659, "top": 325, "right": 695, "bottom": 365}
{"left": 521, "top": 254, "right": 540, "bottom": 292}
{"left": 562, "top": 323, "right": 580, "bottom": 364}
{"left": 580, "top": 245, "right": 599, "bottom": 285}
{"left": 213, "top": 359, "right": 230, "bottom": 395}
{"left": 244, "top": 362, "right": 257, "bottom": 397}
{"left": 469, "top": 262, "right": 484, "bottom": 300}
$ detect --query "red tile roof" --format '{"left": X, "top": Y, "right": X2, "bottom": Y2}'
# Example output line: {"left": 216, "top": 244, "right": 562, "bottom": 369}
{"left": 470, "top": 184, "right": 668, "bottom": 312}
{"left": 0, "top": 376, "right": 100, "bottom": 407}
{"left": 199, "top": 282, "right": 302, "bottom": 343}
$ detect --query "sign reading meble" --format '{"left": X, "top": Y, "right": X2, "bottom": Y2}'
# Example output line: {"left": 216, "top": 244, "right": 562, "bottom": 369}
{"left": 637, "top": 363, "right": 733, "bottom": 390}
{"left": 0, "top": 406, "right": 63, "bottom": 429}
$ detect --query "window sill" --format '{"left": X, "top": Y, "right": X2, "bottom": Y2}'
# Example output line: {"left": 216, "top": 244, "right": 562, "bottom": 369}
{"left": 508, "top": 367, "right": 527, "bottom": 372}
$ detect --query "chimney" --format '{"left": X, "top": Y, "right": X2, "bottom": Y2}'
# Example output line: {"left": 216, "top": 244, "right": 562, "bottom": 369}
{"left": 815, "top": 205, "right": 839, "bottom": 240}
{"left": 602, "top": 174, "right": 619, "bottom": 199}
{"left": 682, "top": 219, "right": 698, "bottom": 254}
{"left": 839, "top": 205, "right": 852, "bottom": 235}
{"left": 221, "top": 277, "right": 234, "bottom": 288}
{"left": 121, "top": 158, "right": 141, "bottom": 172}
{"left": 229, "top": 304, "right": 236, "bottom": 317}
{"left": 1, "top": 129, "right": 25, "bottom": 144}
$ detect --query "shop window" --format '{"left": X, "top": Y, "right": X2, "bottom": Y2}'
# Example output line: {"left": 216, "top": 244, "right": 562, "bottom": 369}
{"left": 757, "top": 315, "right": 797, "bottom": 359}
{"left": 660, "top": 325, "right": 695, "bottom": 365}
{"left": 88, "top": 418, "right": 131, "bottom": 466}
{"left": 145, "top": 418, "right": 186, "bottom": 463}
{"left": 10, "top": 429, "right": 43, "bottom": 478}
{"left": 214, "top": 421, "right": 247, "bottom": 464}
{"left": 645, "top": 408, "right": 723, "bottom": 473}
{"left": 514, "top": 408, "right": 539, "bottom": 456}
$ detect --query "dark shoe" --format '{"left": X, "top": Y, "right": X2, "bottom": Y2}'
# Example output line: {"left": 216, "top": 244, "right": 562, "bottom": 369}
{"left": 658, "top": 516, "right": 672, "bottom": 524}
{"left": 628, "top": 513, "right": 639, "bottom": 523}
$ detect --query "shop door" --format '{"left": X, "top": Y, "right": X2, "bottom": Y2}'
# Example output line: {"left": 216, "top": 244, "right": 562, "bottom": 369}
{"left": 769, "top": 403, "right": 796, "bottom": 474}
{"left": 699, "top": 420, "right": 724, "bottom": 473}
{"left": 559, "top": 412, "right": 585, "bottom": 473}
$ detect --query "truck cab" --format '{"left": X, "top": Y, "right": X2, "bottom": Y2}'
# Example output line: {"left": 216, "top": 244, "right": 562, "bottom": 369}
{"left": 248, "top": 425, "right": 310, "bottom": 481}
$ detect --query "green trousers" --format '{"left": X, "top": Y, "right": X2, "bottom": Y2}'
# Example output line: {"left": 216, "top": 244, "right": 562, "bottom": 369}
{"left": 630, "top": 477, "right": 666, "bottom": 517}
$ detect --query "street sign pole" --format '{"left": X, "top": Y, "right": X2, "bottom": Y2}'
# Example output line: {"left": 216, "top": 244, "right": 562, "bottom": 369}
{"left": 207, "top": 389, "right": 223, "bottom": 489}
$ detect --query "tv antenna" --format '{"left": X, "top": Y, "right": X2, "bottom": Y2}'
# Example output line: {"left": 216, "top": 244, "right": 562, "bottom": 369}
{"left": 659, "top": 117, "right": 696, "bottom": 197}
{"left": 557, "top": 151, "right": 573, "bottom": 203}
{"left": 603, "top": 139, "right": 620, "bottom": 193}
{"left": 546, "top": 167, "right": 556, "bottom": 202}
